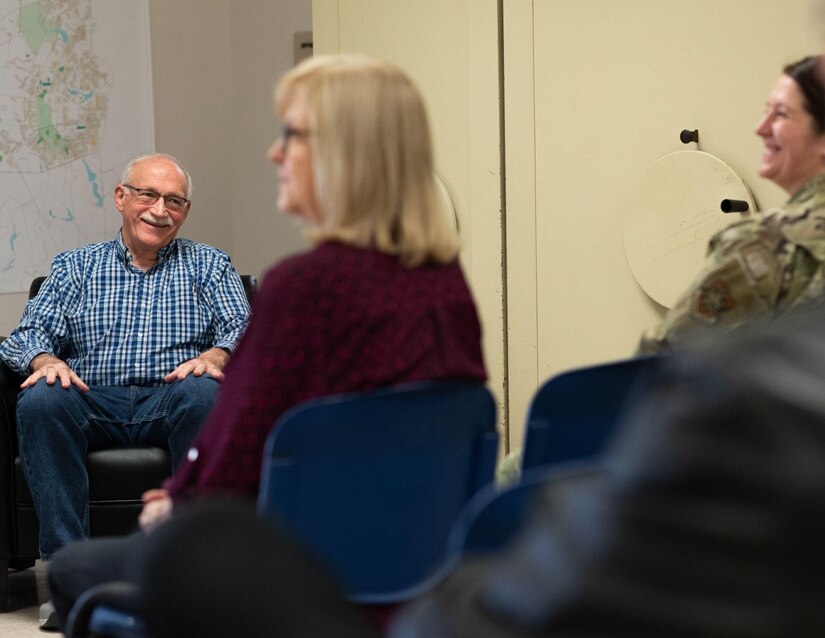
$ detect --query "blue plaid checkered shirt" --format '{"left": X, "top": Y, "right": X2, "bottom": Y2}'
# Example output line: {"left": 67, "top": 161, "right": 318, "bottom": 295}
{"left": 0, "top": 232, "right": 250, "bottom": 386}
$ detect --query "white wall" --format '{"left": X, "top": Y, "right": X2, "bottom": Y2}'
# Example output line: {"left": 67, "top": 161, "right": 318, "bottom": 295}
{"left": 226, "top": 2, "right": 312, "bottom": 278}
{"left": 313, "top": 0, "right": 825, "bottom": 451}
{"left": 3, "top": 0, "right": 823, "bottom": 453}
{"left": 148, "top": 1, "right": 232, "bottom": 254}
{"left": 312, "top": 0, "right": 507, "bottom": 445}
{"left": 505, "top": 0, "right": 824, "bottom": 448}
{"left": 149, "top": 0, "right": 313, "bottom": 280}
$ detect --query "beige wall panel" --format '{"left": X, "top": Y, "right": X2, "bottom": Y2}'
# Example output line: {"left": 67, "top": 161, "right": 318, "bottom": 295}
{"left": 503, "top": 0, "right": 537, "bottom": 452}
{"left": 523, "top": 0, "right": 821, "bottom": 400}
{"left": 312, "top": 0, "right": 506, "bottom": 439}
{"left": 467, "top": 3, "right": 507, "bottom": 445}
{"left": 226, "top": 1, "right": 313, "bottom": 280}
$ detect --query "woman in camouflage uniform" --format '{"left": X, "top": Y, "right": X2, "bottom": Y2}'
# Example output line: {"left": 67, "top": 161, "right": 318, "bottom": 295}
{"left": 639, "top": 55, "right": 825, "bottom": 353}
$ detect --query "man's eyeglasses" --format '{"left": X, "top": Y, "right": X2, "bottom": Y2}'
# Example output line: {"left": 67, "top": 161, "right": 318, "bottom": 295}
{"left": 279, "top": 124, "right": 311, "bottom": 150}
{"left": 122, "top": 185, "right": 190, "bottom": 213}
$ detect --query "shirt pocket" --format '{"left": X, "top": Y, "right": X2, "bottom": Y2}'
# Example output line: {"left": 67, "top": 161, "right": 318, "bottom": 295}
{"left": 154, "top": 279, "right": 214, "bottom": 345}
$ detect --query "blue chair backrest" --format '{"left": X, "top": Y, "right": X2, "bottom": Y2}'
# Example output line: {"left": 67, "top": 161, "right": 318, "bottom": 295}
{"left": 449, "top": 462, "right": 601, "bottom": 557}
{"left": 86, "top": 607, "right": 149, "bottom": 638}
{"left": 64, "top": 582, "right": 150, "bottom": 638}
{"left": 257, "top": 380, "right": 499, "bottom": 604}
{"left": 521, "top": 355, "right": 662, "bottom": 471}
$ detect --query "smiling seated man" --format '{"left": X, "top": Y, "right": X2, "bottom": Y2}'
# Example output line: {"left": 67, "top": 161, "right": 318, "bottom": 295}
{"left": 0, "top": 152, "right": 250, "bottom": 630}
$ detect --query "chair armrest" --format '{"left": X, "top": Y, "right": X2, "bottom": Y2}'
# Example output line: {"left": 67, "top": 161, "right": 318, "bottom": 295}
{"left": 0, "top": 350, "right": 23, "bottom": 559}
{"left": 0, "top": 335, "right": 25, "bottom": 390}
{"left": 0, "top": 357, "right": 21, "bottom": 389}
{"left": 0, "top": 356, "right": 23, "bottom": 455}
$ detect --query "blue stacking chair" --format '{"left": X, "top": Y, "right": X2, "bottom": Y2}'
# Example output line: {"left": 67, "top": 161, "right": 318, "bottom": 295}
{"left": 521, "top": 355, "right": 662, "bottom": 471}
{"left": 257, "top": 380, "right": 499, "bottom": 603}
{"left": 65, "top": 380, "right": 497, "bottom": 636}
{"left": 449, "top": 462, "right": 602, "bottom": 558}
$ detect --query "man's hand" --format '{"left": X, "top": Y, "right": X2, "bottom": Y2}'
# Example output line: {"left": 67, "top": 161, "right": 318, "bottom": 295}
{"left": 163, "top": 347, "right": 230, "bottom": 383}
{"left": 139, "top": 488, "right": 173, "bottom": 532}
{"left": 23, "top": 353, "right": 90, "bottom": 392}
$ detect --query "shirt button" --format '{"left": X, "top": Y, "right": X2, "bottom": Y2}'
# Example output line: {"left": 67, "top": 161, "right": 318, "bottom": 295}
{"left": 187, "top": 448, "right": 199, "bottom": 462}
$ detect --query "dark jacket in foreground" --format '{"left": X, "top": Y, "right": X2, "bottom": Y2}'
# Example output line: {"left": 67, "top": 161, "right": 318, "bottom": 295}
{"left": 393, "top": 301, "right": 825, "bottom": 637}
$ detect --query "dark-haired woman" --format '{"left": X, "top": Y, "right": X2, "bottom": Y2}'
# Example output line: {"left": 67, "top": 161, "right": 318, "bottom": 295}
{"left": 639, "top": 55, "right": 825, "bottom": 353}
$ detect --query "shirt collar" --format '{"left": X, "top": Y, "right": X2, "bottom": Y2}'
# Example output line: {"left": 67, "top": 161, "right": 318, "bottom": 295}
{"left": 115, "top": 230, "right": 178, "bottom": 267}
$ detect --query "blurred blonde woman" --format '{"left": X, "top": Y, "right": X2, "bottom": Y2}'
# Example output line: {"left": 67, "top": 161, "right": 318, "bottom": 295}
{"left": 274, "top": 54, "right": 461, "bottom": 266}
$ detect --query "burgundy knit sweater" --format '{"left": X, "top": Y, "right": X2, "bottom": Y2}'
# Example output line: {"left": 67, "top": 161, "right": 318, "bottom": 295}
{"left": 165, "top": 241, "right": 486, "bottom": 501}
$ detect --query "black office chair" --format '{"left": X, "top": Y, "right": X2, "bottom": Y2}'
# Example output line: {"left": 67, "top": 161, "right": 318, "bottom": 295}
{"left": 0, "top": 274, "right": 256, "bottom": 611}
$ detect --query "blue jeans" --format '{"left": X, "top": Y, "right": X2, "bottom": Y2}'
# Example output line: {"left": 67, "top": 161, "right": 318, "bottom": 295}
{"left": 16, "top": 375, "right": 218, "bottom": 559}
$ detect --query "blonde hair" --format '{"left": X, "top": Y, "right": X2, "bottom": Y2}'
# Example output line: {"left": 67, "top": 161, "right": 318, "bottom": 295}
{"left": 275, "top": 54, "right": 460, "bottom": 267}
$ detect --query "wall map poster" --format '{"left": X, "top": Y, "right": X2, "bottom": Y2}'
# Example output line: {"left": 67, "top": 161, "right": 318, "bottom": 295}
{"left": 0, "top": 0, "right": 153, "bottom": 292}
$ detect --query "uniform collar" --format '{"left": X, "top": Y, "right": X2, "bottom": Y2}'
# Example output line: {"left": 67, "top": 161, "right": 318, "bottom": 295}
{"left": 788, "top": 173, "right": 825, "bottom": 205}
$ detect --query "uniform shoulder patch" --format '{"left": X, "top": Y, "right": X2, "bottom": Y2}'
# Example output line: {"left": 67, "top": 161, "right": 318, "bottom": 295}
{"left": 696, "top": 279, "right": 734, "bottom": 318}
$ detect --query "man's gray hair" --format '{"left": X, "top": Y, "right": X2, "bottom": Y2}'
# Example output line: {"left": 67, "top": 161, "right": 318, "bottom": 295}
{"left": 120, "top": 153, "right": 193, "bottom": 198}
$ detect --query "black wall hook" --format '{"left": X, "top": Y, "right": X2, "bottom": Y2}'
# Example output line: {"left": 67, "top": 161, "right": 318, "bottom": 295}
{"left": 680, "top": 129, "right": 699, "bottom": 144}
{"left": 720, "top": 199, "right": 749, "bottom": 213}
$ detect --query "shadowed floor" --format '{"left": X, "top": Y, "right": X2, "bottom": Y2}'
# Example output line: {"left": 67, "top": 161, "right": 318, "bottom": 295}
{"left": 0, "top": 561, "right": 49, "bottom": 638}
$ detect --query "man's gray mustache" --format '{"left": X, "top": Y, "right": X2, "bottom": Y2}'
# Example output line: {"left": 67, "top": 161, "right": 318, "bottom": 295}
{"left": 139, "top": 213, "right": 173, "bottom": 227}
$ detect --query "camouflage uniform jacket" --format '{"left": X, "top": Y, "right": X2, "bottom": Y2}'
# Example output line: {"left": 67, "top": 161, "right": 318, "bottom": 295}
{"left": 638, "top": 173, "right": 825, "bottom": 354}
